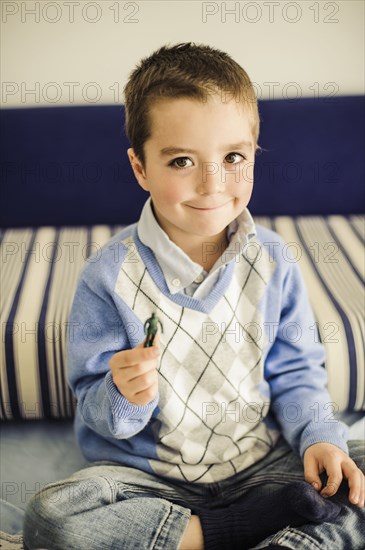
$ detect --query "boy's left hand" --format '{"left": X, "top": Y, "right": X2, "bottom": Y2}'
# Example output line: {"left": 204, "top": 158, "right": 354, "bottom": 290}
{"left": 304, "top": 442, "right": 364, "bottom": 508}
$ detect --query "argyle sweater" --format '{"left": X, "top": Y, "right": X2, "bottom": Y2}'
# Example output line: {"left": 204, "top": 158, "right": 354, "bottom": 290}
{"left": 67, "top": 222, "right": 349, "bottom": 483}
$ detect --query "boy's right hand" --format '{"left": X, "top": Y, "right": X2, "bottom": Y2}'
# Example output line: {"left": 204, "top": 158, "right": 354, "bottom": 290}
{"left": 109, "top": 336, "right": 160, "bottom": 406}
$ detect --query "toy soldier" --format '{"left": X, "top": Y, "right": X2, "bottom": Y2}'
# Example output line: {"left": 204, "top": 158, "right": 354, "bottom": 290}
{"left": 144, "top": 312, "right": 163, "bottom": 347}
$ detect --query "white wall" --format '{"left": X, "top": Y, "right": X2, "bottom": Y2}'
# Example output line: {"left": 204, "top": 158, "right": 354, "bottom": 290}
{"left": 1, "top": 0, "right": 364, "bottom": 108}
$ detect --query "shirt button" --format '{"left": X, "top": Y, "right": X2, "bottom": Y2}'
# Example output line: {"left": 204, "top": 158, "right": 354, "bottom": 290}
{"left": 172, "top": 278, "right": 181, "bottom": 287}
{"left": 194, "top": 273, "right": 204, "bottom": 283}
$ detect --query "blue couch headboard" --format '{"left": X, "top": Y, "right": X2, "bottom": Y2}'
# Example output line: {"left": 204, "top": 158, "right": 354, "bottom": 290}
{"left": 1, "top": 96, "right": 364, "bottom": 227}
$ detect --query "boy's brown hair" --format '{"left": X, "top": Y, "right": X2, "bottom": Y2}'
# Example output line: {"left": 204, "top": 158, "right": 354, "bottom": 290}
{"left": 123, "top": 42, "right": 260, "bottom": 170}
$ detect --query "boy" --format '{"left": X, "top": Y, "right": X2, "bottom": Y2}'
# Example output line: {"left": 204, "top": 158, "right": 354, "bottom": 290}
{"left": 23, "top": 42, "right": 364, "bottom": 550}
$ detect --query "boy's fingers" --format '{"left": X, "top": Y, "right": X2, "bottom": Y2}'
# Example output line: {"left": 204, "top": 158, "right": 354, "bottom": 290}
{"left": 127, "top": 368, "right": 158, "bottom": 394}
{"left": 304, "top": 456, "right": 322, "bottom": 491}
{"left": 121, "top": 360, "right": 158, "bottom": 381}
{"left": 131, "top": 382, "right": 159, "bottom": 406}
{"left": 320, "top": 466, "right": 343, "bottom": 498}
{"left": 113, "top": 342, "right": 160, "bottom": 368}
{"left": 342, "top": 461, "right": 365, "bottom": 507}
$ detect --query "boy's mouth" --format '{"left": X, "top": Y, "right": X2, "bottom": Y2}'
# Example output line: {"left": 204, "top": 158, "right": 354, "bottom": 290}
{"left": 188, "top": 202, "right": 228, "bottom": 211}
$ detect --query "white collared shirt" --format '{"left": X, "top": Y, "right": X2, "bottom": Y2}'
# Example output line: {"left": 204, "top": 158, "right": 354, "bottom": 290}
{"left": 137, "top": 197, "right": 256, "bottom": 300}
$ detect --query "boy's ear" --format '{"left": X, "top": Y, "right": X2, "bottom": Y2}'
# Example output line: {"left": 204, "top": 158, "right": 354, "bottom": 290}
{"left": 127, "top": 148, "right": 149, "bottom": 191}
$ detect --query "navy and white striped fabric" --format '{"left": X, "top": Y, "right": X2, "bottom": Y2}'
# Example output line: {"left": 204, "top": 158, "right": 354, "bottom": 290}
{"left": 1, "top": 216, "right": 364, "bottom": 420}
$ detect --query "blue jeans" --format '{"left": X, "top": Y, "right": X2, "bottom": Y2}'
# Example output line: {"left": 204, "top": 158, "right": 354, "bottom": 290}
{"left": 23, "top": 437, "right": 365, "bottom": 550}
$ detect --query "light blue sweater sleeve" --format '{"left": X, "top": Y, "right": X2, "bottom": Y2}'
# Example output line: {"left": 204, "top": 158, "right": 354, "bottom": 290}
{"left": 264, "top": 251, "right": 349, "bottom": 459}
{"left": 66, "top": 271, "right": 159, "bottom": 440}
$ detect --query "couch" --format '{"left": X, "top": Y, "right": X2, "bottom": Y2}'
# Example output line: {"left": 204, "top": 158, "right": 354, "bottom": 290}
{"left": 1, "top": 96, "right": 364, "bottom": 545}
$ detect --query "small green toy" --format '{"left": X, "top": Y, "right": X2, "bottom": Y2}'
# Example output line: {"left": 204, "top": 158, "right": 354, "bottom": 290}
{"left": 144, "top": 312, "right": 164, "bottom": 347}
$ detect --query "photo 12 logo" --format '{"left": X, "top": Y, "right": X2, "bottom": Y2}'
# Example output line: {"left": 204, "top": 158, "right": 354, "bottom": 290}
{"left": 201, "top": 2, "right": 340, "bottom": 24}
{"left": 1, "top": 81, "right": 126, "bottom": 105}
{"left": 1, "top": 1, "right": 140, "bottom": 24}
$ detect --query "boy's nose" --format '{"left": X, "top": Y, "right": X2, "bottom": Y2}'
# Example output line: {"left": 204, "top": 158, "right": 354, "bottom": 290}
{"left": 197, "top": 163, "right": 226, "bottom": 195}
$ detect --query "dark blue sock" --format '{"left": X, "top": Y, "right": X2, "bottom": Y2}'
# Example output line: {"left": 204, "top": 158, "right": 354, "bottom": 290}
{"left": 198, "top": 480, "right": 341, "bottom": 550}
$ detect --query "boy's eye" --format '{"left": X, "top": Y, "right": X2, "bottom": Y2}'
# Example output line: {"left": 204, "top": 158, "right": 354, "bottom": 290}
{"left": 225, "top": 152, "right": 246, "bottom": 165}
{"left": 168, "top": 157, "right": 192, "bottom": 169}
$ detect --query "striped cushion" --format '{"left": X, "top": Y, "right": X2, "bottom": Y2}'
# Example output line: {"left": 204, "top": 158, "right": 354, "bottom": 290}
{"left": 256, "top": 215, "right": 364, "bottom": 412}
{"left": 1, "top": 217, "right": 364, "bottom": 420}
{"left": 1, "top": 226, "right": 124, "bottom": 421}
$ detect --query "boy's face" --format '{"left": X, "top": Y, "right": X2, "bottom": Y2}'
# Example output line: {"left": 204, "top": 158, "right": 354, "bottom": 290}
{"left": 127, "top": 95, "right": 255, "bottom": 256}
